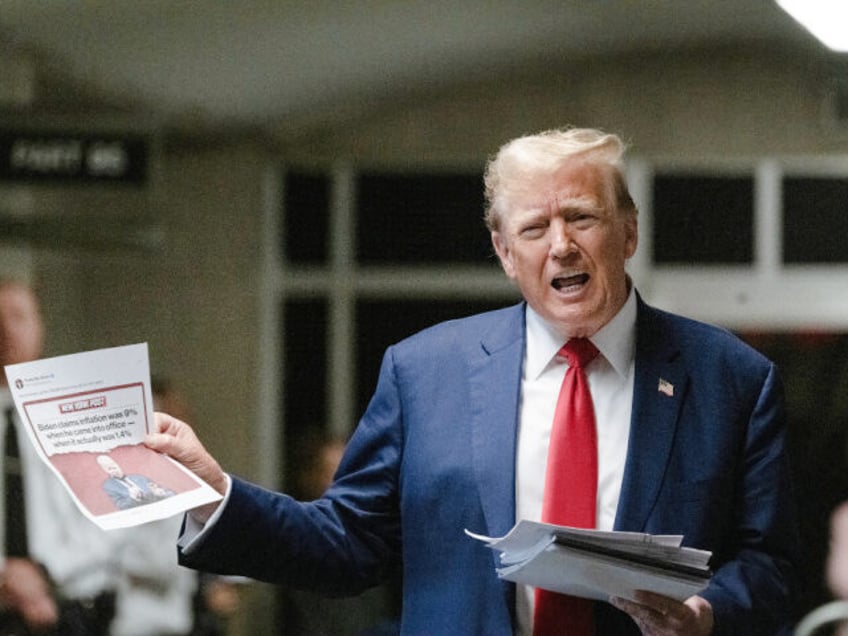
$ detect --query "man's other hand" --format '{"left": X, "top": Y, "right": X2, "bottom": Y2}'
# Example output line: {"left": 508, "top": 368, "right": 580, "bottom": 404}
{"left": 610, "top": 591, "right": 713, "bottom": 635}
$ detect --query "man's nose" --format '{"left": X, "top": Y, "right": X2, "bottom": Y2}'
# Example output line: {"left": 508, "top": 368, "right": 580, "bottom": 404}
{"left": 549, "top": 219, "right": 575, "bottom": 258}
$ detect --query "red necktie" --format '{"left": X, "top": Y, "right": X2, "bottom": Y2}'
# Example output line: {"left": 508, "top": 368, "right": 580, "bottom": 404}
{"left": 534, "top": 337, "right": 599, "bottom": 636}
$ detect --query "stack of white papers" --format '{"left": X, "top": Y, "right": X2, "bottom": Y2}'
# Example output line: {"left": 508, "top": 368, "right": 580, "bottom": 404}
{"left": 467, "top": 520, "right": 712, "bottom": 602}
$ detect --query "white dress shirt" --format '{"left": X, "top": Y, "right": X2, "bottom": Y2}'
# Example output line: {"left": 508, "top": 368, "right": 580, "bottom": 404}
{"left": 515, "top": 289, "right": 636, "bottom": 634}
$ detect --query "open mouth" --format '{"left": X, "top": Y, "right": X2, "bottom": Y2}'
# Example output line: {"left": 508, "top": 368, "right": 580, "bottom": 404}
{"left": 551, "top": 273, "right": 589, "bottom": 291}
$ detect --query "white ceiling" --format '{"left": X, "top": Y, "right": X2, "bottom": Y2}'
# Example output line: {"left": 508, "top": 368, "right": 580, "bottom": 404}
{"left": 0, "top": 1, "right": 831, "bottom": 139}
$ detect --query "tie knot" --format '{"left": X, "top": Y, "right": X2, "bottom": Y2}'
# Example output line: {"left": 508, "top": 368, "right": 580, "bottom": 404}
{"left": 559, "top": 338, "right": 599, "bottom": 368}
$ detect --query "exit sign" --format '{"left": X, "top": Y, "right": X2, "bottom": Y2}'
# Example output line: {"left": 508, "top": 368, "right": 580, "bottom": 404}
{"left": 0, "top": 130, "right": 149, "bottom": 184}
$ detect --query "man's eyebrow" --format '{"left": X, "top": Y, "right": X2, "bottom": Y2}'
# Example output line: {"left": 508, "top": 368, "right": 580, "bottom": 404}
{"left": 558, "top": 202, "right": 605, "bottom": 214}
{"left": 511, "top": 197, "right": 603, "bottom": 218}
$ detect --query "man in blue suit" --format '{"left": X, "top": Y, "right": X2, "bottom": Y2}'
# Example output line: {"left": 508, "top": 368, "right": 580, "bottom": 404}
{"left": 147, "top": 127, "right": 798, "bottom": 635}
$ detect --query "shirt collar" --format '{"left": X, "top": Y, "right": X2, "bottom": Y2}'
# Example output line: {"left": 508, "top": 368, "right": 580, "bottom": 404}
{"left": 524, "top": 286, "right": 637, "bottom": 380}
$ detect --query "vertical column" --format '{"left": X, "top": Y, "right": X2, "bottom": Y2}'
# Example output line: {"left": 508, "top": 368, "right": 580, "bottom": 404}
{"left": 328, "top": 164, "right": 356, "bottom": 440}
{"left": 755, "top": 159, "right": 782, "bottom": 280}
{"left": 257, "top": 165, "right": 283, "bottom": 488}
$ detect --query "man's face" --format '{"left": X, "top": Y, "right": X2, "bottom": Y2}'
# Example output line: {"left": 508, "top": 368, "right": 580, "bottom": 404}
{"left": 0, "top": 282, "right": 44, "bottom": 371}
{"left": 491, "top": 161, "right": 637, "bottom": 339}
{"left": 101, "top": 457, "right": 124, "bottom": 478}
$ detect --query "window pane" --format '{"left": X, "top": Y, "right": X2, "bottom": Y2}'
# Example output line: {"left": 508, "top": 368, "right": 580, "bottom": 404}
{"left": 283, "top": 171, "right": 330, "bottom": 264}
{"left": 652, "top": 175, "right": 754, "bottom": 264}
{"left": 281, "top": 298, "right": 328, "bottom": 485}
{"left": 354, "top": 298, "right": 508, "bottom": 415}
{"left": 783, "top": 177, "right": 848, "bottom": 263}
{"left": 356, "top": 173, "right": 490, "bottom": 264}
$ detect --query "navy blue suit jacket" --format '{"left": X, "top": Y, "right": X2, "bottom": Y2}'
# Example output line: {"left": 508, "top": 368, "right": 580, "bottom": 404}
{"left": 180, "top": 298, "right": 798, "bottom": 635}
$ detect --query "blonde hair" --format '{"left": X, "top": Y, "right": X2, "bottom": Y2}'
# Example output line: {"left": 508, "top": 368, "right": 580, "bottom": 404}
{"left": 483, "top": 127, "right": 637, "bottom": 231}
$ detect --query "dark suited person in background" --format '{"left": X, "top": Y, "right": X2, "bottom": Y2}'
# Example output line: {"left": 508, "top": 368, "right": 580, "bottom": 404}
{"left": 0, "top": 278, "right": 57, "bottom": 634}
{"left": 147, "top": 127, "right": 799, "bottom": 635}
{"left": 1, "top": 278, "right": 124, "bottom": 636}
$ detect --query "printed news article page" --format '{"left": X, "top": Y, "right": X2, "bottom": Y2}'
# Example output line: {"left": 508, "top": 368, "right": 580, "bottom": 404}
{"left": 4, "top": 342, "right": 221, "bottom": 530}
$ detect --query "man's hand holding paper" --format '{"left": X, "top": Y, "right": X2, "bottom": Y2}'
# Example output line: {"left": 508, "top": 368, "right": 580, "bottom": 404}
{"left": 145, "top": 412, "right": 228, "bottom": 524}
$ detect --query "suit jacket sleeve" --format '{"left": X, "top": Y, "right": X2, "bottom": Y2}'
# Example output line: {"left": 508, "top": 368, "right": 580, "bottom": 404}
{"left": 699, "top": 361, "right": 799, "bottom": 635}
{"left": 177, "top": 350, "right": 404, "bottom": 596}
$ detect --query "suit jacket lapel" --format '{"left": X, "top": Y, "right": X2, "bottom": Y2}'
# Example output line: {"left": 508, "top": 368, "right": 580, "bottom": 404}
{"left": 614, "top": 300, "right": 687, "bottom": 532}
{"left": 469, "top": 304, "right": 525, "bottom": 539}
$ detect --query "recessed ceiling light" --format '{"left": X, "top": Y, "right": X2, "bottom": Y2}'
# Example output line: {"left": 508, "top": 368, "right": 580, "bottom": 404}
{"left": 776, "top": 0, "right": 848, "bottom": 52}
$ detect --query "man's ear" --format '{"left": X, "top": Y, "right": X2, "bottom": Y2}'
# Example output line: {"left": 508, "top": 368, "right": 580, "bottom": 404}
{"left": 623, "top": 216, "right": 638, "bottom": 260}
{"left": 491, "top": 231, "right": 516, "bottom": 279}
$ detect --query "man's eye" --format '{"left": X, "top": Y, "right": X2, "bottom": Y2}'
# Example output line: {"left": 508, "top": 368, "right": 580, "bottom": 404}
{"left": 570, "top": 213, "right": 597, "bottom": 227}
{"left": 520, "top": 225, "right": 546, "bottom": 238}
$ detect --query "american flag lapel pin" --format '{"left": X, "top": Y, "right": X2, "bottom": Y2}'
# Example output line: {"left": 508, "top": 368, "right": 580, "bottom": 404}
{"left": 657, "top": 378, "right": 674, "bottom": 397}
